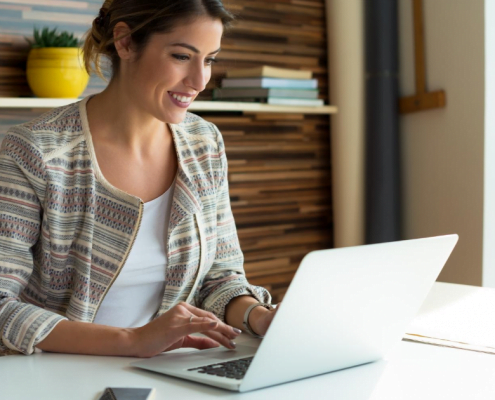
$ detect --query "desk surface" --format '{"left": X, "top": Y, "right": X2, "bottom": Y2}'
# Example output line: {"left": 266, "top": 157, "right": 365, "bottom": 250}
{"left": 2, "top": 282, "right": 495, "bottom": 400}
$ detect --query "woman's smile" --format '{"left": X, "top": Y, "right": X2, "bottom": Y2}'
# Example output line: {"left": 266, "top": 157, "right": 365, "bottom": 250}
{"left": 168, "top": 91, "right": 194, "bottom": 107}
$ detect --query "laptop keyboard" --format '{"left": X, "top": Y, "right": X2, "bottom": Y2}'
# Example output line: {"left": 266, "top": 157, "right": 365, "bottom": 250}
{"left": 187, "top": 357, "right": 253, "bottom": 380}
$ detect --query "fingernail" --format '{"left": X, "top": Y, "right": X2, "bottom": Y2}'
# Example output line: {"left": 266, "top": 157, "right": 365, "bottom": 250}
{"left": 233, "top": 328, "right": 242, "bottom": 334}
{"left": 229, "top": 341, "right": 236, "bottom": 348}
{"left": 209, "top": 321, "right": 217, "bottom": 327}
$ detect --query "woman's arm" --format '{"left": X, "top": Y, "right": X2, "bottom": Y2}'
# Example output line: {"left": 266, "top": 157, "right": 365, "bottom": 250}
{"left": 198, "top": 124, "right": 274, "bottom": 334}
{"left": 37, "top": 302, "right": 240, "bottom": 357}
{"left": 36, "top": 320, "right": 134, "bottom": 356}
{"left": 225, "top": 295, "right": 277, "bottom": 336}
{"left": 0, "top": 133, "right": 68, "bottom": 355}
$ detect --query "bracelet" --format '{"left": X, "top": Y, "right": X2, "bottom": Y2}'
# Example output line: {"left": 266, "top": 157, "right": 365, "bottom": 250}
{"left": 242, "top": 303, "right": 273, "bottom": 338}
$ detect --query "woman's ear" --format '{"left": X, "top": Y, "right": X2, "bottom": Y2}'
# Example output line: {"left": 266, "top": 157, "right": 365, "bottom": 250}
{"left": 113, "top": 22, "right": 133, "bottom": 61}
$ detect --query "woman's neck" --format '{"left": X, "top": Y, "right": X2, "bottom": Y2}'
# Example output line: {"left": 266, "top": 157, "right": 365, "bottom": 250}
{"left": 86, "top": 79, "right": 170, "bottom": 151}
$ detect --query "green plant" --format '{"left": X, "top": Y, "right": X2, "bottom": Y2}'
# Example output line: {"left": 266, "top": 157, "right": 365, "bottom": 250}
{"left": 25, "top": 27, "right": 80, "bottom": 48}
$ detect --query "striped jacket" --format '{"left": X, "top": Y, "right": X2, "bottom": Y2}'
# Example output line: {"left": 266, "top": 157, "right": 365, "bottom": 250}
{"left": 0, "top": 96, "right": 270, "bottom": 356}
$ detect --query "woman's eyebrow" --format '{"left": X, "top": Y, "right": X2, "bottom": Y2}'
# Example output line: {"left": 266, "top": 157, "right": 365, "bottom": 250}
{"left": 170, "top": 43, "right": 221, "bottom": 54}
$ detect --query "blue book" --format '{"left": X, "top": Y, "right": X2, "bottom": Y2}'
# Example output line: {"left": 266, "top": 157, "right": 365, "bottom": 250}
{"left": 213, "top": 88, "right": 319, "bottom": 99}
{"left": 221, "top": 77, "right": 318, "bottom": 89}
{"left": 267, "top": 98, "right": 324, "bottom": 106}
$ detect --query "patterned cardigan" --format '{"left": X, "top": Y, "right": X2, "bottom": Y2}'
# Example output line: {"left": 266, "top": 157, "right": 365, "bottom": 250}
{"left": 0, "top": 96, "right": 271, "bottom": 356}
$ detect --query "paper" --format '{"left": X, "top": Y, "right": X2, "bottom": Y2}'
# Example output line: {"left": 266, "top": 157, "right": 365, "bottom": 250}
{"left": 404, "top": 282, "right": 495, "bottom": 354}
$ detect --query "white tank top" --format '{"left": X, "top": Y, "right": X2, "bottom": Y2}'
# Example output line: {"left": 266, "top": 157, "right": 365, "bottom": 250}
{"left": 93, "top": 182, "right": 175, "bottom": 328}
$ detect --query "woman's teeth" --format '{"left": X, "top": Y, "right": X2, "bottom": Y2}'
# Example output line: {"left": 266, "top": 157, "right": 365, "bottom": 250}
{"left": 171, "top": 93, "right": 190, "bottom": 103}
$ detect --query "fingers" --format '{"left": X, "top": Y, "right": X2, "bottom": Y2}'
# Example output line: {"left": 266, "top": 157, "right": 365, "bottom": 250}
{"left": 200, "top": 330, "right": 237, "bottom": 350}
{"left": 180, "top": 302, "right": 221, "bottom": 323}
{"left": 182, "top": 320, "right": 237, "bottom": 350}
{"left": 179, "top": 302, "right": 240, "bottom": 340}
{"left": 181, "top": 335, "right": 221, "bottom": 350}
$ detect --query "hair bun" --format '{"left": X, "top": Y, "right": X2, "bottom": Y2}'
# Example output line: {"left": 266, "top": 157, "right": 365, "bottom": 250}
{"left": 95, "top": 8, "right": 109, "bottom": 28}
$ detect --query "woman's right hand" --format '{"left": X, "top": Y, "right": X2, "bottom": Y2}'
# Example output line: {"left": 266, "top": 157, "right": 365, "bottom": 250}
{"left": 127, "top": 302, "right": 241, "bottom": 358}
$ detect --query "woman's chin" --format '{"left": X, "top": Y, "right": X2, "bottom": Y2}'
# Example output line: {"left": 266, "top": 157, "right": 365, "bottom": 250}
{"left": 159, "top": 109, "right": 189, "bottom": 125}
{"left": 168, "top": 112, "right": 188, "bottom": 124}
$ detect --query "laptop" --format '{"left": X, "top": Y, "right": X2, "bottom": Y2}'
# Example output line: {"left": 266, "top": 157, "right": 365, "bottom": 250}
{"left": 132, "top": 234, "right": 458, "bottom": 392}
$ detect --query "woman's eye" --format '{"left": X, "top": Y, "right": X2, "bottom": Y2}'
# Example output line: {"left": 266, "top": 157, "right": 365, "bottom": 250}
{"left": 172, "top": 54, "right": 218, "bottom": 66}
{"left": 173, "top": 54, "right": 189, "bottom": 61}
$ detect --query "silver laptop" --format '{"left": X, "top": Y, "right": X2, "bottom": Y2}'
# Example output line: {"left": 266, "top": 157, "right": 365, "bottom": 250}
{"left": 132, "top": 234, "right": 458, "bottom": 392}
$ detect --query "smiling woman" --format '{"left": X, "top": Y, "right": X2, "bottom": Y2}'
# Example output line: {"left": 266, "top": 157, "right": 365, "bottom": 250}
{"left": 86, "top": 17, "right": 223, "bottom": 126}
{"left": 83, "top": 0, "right": 227, "bottom": 125}
{"left": 0, "top": 0, "right": 277, "bottom": 358}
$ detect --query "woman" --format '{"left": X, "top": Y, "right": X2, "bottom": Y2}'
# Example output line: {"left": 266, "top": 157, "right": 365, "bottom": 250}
{"left": 0, "top": 0, "right": 276, "bottom": 357}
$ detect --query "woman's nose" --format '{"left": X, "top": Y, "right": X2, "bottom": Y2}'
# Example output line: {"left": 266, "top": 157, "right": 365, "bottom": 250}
{"left": 185, "top": 62, "right": 209, "bottom": 92}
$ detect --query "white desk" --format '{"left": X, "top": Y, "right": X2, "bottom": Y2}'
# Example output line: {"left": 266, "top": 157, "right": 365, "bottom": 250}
{"left": 2, "top": 282, "right": 495, "bottom": 400}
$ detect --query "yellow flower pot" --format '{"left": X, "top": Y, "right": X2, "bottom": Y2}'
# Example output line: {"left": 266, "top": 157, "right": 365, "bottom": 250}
{"left": 26, "top": 48, "right": 90, "bottom": 98}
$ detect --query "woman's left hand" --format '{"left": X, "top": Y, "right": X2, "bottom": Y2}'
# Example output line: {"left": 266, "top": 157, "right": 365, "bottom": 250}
{"left": 250, "top": 304, "right": 280, "bottom": 336}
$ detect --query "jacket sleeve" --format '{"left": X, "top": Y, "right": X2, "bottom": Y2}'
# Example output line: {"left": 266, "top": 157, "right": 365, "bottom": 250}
{"left": 198, "top": 124, "right": 271, "bottom": 322}
{"left": 0, "top": 132, "right": 66, "bottom": 356}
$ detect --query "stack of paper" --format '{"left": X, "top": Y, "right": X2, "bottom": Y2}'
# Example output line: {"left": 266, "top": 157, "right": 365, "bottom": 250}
{"left": 404, "top": 282, "right": 495, "bottom": 354}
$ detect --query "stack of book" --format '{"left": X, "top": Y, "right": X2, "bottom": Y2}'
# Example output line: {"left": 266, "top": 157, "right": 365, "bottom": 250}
{"left": 213, "top": 66, "right": 323, "bottom": 106}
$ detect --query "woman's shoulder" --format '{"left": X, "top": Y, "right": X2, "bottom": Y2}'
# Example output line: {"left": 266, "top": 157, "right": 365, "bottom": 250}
{"left": 5, "top": 100, "right": 86, "bottom": 155}
{"left": 175, "top": 111, "right": 224, "bottom": 151}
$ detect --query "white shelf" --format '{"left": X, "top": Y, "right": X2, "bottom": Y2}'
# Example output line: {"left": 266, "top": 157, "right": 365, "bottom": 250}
{"left": 0, "top": 98, "right": 337, "bottom": 115}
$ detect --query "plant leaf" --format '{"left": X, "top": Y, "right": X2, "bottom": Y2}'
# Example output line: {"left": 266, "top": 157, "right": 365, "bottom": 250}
{"left": 29, "top": 26, "right": 80, "bottom": 48}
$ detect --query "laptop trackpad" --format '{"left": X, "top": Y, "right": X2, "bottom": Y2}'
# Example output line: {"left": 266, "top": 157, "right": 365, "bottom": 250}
{"left": 238, "top": 339, "right": 262, "bottom": 348}
{"left": 196, "top": 344, "right": 257, "bottom": 360}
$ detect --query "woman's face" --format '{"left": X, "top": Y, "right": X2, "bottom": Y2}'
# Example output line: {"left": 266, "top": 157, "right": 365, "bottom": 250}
{"left": 119, "top": 16, "right": 223, "bottom": 124}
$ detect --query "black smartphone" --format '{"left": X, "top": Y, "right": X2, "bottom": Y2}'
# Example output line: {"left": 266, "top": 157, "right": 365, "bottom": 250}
{"left": 98, "top": 387, "right": 156, "bottom": 400}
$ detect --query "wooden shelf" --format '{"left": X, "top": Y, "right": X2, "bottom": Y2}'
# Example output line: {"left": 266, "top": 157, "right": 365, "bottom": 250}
{"left": 0, "top": 98, "right": 337, "bottom": 114}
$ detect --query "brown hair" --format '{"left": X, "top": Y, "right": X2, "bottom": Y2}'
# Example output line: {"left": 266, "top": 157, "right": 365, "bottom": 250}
{"left": 83, "top": 0, "right": 235, "bottom": 80}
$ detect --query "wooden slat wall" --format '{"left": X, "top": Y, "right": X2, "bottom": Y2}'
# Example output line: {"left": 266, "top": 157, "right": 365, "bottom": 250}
{"left": 211, "top": 111, "right": 332, "bottom": 301}
{"left": 204, "top": 0, "right": 333, "bottom": 301}
{"left": 203, "top": 0, "right": 329, "bottom": 102}
{"left": 0, "top": 0, "right": 332, "bottom": 302}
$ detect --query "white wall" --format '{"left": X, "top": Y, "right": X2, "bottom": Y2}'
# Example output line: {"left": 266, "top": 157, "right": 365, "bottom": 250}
{"left": 326, "top": 0, "right": 489, "bottom": 285}
{"left": 325, "top": 0, "right": 365, "bottom": 248}
{"left": 399, "top": 0, "right": 485, "bottom": 285}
